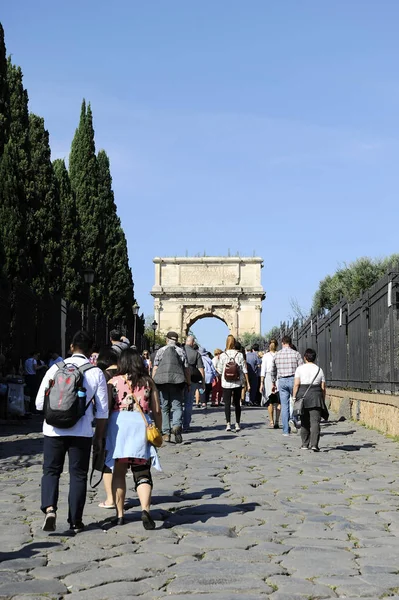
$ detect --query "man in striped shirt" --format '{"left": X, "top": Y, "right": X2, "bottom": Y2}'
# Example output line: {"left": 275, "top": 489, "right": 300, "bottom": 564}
{"left": 271, "top": 336, "right": 303, "bottom": 436}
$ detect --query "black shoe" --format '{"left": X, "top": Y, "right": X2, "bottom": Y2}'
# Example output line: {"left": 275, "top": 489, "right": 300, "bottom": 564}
{"left": 42, "top": 511, "right": 56, "bottom": 532}
{"left": 69, "top": 522, "right": 85, "bottom": 533}
{"left": 111, "top": 516, "right": 125, "bottom": 526}
{"left": 311, "top": 446, "right": 320, "bottom": 452}
{"left": 142, "top": 510, "right": 155, "bottom": 530}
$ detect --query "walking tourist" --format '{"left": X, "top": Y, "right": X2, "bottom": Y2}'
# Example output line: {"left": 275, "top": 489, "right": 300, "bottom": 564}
{"left": 96, "top": 346, "right": 119, "bottom": 509}
{"left": 246, "top": 344, "right": 261, "bottom": 405}
{"left": 271, "top": 335, "right": 303, "bottom": 436}
{"left": 152, "top": 331, "right": 190, "bottom": 443}
{"left": 211, "top": 349, "right": 223, "bottom": 406}
{"left": 110, "top": 330, "right": 130, "bottom": 356}
{"left": 292, "top": 348, "right": 326, "bottom": 452}
{"left": 217, "top": 335, "right": 250, "bottom": 432}
{"left": 183, "top": 335, "right": 205, "bottom": 425}
{"left": 260, "top": 339, "right": 280, "bottom": 428}
{"left": 198, "top": 346, "right": 217, "bottom": 408}
{"left": 106, "top": 349, "right": 162, "bottom": 529}
{"left": 36, "top": 331, "right": 108, "bottom": 533}
{"left": 142, "top": 350, "right": 152, "bottom": 374}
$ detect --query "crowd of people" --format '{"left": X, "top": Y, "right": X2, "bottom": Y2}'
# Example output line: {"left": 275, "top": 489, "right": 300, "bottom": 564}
{"left": 33, "top": 328, "right": 327, "bottom": 535}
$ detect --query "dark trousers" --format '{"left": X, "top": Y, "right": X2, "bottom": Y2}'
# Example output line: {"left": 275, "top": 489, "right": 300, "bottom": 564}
{"left": 300, "top": 408, "right": 322, "bottom": 448}
{"left": 41, "top": 435, "right": 92, "bottom": 525}
{"left": 223, "top": 387, "right": 242, "bottom": 424}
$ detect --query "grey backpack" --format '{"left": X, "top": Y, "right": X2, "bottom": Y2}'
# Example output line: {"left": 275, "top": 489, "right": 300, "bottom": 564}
{"left": 44, "top": 361, "right": 95, "bottom": 428}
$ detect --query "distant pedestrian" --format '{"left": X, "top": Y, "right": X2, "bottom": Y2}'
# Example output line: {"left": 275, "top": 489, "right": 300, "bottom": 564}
{"left": 142, "top": 350, "right": 152, "bottom": 374}
{"left": 211, "top": 349, "right": 223, "bottom": 406}
{"left": 246, "top": 344, "right": 261, "bottom": 406}
{"left": 48, "top": 352, "right": 63, "bottom": 369}
{"left": 25, "top": 351, "right": 46, "bottom": 413}
{"left": 183, "top": 336, "right": 205, "bottom": 423}
{"left": 292, "top": 348, "right": 326, "bottom": 452}
{"left": 271, "top": 335, "right": 303, "bottom": 436}
{"left": 152, "top": 332, "right": 190, "bottom": 443}
{"left": 198, "top": 347, "right": 217, "bottom": 408}
{"left": 217, "top": 335, "right": 250, "bottom": 433}
{"left": 260, "top": 339, "right": 280, "bottom": 428}
{"left": 110, "top": 330, "right": 130, "bottom": 356}
{"left": 36, "top": 331, "right": 108, "bottom": 533}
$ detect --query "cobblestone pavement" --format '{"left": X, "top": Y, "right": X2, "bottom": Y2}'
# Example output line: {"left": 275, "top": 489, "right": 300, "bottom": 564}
{"left": 1, "top": 407, "right": 399, "bottom": 599}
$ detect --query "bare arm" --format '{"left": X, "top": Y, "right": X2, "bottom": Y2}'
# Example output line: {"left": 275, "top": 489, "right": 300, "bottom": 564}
{"left": 292, "top": 377, "right": 300, "bottom": 399}
{"left": 321, "top": 380, "right": 326, "bottom": 400}
{"left": 149, "top": 380, "right": 162, "bottom": 431}
{"left": 199, "top": 367, "right": 205, "bottom": 382}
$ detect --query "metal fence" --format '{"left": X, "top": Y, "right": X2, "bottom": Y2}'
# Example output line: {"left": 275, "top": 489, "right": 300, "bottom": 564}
{"left": 0, "top": 283, "right": 133, "bottom": 372}
{"left": 278, "top": 272, "right": 399, "bottom": 394}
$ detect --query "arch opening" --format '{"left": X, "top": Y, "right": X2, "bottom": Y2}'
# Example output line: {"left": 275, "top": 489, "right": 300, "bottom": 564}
{"left": 188, "top": 315, "right": 230, "bottom": 353}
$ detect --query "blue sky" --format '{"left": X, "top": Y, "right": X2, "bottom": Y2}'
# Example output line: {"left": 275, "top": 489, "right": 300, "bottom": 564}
{"left": 2, "top": 1, "right": 399, "bottom": 350}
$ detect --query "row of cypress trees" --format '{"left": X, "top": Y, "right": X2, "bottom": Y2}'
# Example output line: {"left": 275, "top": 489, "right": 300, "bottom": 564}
{"left": 0, "top": 23, "right": 135, "bottom": 323}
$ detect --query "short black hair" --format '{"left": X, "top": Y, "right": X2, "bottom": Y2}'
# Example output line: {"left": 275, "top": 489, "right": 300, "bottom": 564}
{"left": 71, "top": 331, "right": 93, "bottom": 356}
{"left": 282, "top": 335, "right": 292, "bottom": 345}
{"left": 97, "top": 346, "right": 118, "bottom": 372}
{"left": 252, "top": 343, "right": 260, "bottom": 352}
{"left": 109, "top": 329, "right": 122, "bottom": 342}
{"left": 304, "top": 348, "right": 317, "bottom": 363}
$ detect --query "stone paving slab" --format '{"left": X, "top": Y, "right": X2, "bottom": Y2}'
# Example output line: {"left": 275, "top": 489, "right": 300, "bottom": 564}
{"left": 2, "top": 408, "right": 399, "bottom": 598}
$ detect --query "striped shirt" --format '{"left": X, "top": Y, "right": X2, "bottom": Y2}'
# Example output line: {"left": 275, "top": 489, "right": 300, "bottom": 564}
{"left": 272, "top": 347, "right": 303, "bottom": 380}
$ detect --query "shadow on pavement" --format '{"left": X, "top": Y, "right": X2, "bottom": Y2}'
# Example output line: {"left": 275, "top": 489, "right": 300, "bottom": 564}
{"left": 322, "top": 430, "right": 356, "bottom": 436}
{"left": 0, "top": 541, "right": 60, "bottom": 562}
{"left": 161, "top": 501, "right": 261, "bottom": 527}
{"left": 326, "top": 443, "right": 377, "bottom": 452}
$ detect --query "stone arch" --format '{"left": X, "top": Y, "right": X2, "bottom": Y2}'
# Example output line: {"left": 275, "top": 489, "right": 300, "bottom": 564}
{"left": 151, "top": 256, "right": 265, "bottom": 340}
{"left": 184, "top": 309, "right": 233, "bottom": 336}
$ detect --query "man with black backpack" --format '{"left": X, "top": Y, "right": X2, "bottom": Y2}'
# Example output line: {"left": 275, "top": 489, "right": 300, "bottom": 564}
{"left": 152, "top": 331, "right": 190, "bottom": 444}
{"left": 36, "top": 331, "right": 108, "bottom": 533}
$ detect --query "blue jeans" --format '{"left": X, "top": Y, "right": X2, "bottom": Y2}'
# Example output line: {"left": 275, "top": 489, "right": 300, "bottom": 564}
{"left": 183, "top": 382, "right": 203, "bottom": 430}
{"left": 158, "top": 384, "right": 184, "bottom": 434}
{"left": 278, "top": 377, "right": 294, "bottom": 434}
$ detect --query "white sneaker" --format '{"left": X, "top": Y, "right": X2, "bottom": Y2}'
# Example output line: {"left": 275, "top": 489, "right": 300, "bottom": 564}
{"left": 289, "top": 419, "right": 297, "bottom": 433}
{"left": 226, "top": 424, "right": 231, "bottom": 431}
{"left": 235, "top": 424, "right": 241, "bottom": 432}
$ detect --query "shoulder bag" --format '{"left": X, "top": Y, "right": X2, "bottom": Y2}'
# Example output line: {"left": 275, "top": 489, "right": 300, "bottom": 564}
{"left": 132, "top": 388, "right": 163, "bottom": 448}
{"left": 293, "top": 367, "right": 320, "bottom": 417}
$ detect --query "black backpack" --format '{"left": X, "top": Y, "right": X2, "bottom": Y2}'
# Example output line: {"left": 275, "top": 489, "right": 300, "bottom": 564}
{"left": 44, "top": 361, "right": 95, "bottom": 428}
{"left": 224, "top": 352, "right": 241, "bottom": 382}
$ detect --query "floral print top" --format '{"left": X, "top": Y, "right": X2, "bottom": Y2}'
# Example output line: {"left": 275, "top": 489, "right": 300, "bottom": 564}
{"left": 109, "top": 375, "right": 151, "bottom": 414}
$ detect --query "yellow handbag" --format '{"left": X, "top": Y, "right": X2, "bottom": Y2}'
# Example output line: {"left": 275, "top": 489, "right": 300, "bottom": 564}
{"left": 134, "top": 391, "right": 163, "bottom": 448}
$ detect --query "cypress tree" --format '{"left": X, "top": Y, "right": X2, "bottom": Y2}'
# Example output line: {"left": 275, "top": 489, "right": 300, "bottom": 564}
{"left": 6, "top": 59, "right": 32, "bottom": 283}
{"left": 28, "top": 114, "right": 61, "bottom": 296}
{"left": 97, "top": 149, "right": 134, "bottom": 320}
{"left": 0, "top": 140, "right": 24, "bottom": 280}
{"left": 0, "top": 23, "right": 10, "bottom": 157}
{"left": 69, "top": 100, "right": 104, "bottom": 311}
{"left": 53, "top": 158, "right": 82, "bottom": 304}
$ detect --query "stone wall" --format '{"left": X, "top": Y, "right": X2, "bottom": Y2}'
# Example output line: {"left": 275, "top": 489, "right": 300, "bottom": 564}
{"left": 326, "top": 388, "right": 399, "bottom": 437}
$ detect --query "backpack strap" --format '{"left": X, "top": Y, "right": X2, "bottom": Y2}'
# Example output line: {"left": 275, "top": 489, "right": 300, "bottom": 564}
{"left": 55, "top": 360, "right": 66, "bottom": 370}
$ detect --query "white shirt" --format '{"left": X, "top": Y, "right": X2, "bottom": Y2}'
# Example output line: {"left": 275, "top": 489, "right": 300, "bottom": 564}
{"left": 36, "top": 354, "right": 108, "bottom": 437}
{"left": 217, "top": 350, "right": 247, "bottom": 389}
{"left": 261, "top": 352, "right": 276, "bottom": 377}
{"left": 212, "top": 356, "right": 220, "bottom": 371}
{"left": 294, "top": 363, "right": 325, "bottom": 386}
